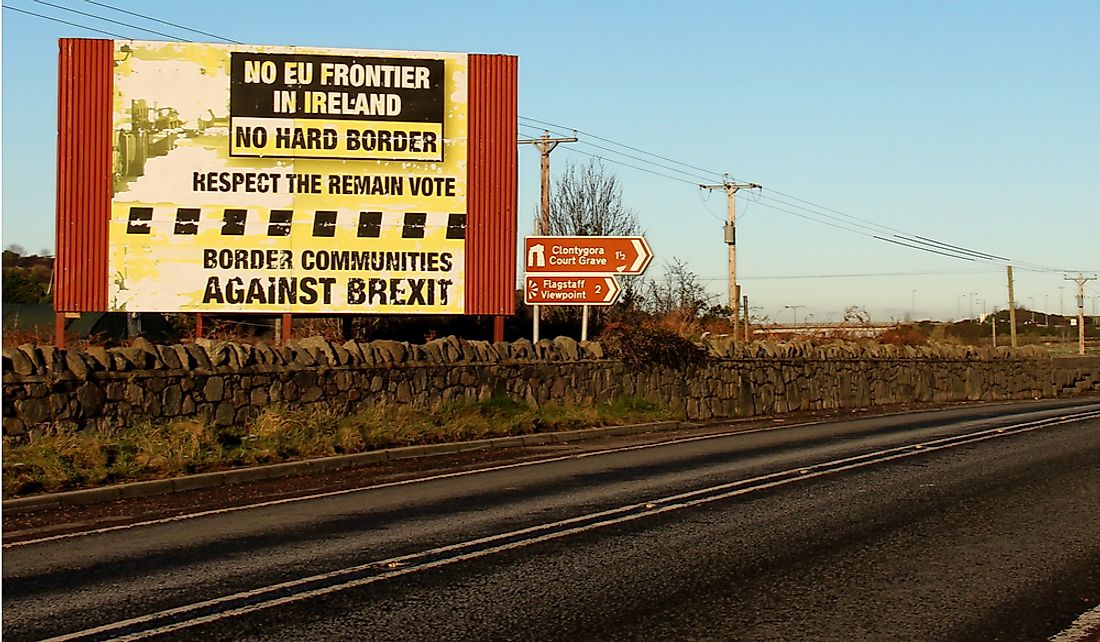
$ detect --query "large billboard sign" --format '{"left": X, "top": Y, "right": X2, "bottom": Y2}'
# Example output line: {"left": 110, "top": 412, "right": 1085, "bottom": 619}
{"left": 108, "top": 41, "right": 468, "bottom": 313}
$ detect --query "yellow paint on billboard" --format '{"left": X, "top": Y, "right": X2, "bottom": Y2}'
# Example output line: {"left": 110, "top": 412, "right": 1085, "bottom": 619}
{"left": 109, "top": 41, "right": 468, "bottom": 314}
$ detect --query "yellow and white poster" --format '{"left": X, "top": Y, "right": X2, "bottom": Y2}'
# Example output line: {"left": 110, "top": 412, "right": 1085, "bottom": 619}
{"left": 109, "top": 41, "right": 467, "bottom": 313}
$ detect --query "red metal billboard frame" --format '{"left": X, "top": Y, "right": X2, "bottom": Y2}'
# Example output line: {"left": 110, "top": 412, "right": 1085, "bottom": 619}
{"left": 53, "top": 41, "right": 517, "bottom": 342}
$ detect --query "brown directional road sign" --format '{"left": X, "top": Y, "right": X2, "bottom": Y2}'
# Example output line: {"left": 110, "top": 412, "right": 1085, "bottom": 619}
{"left": 524, "top": 236, "right": 654, "bottom": 275}
{"left": 524, "top": 275, "right": 622, "bottom": 306}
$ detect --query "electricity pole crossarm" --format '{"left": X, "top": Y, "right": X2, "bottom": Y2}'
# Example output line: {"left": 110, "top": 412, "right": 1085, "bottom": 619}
{"left": 699, "top": 181, "right": 762, "bottom": 340}
{"left": 518, "top": 132, "right": 578, "bottom": 236}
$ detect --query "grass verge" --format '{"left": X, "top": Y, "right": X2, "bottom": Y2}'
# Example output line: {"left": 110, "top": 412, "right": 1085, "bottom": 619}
{"left": 2, "top": 396, "right": 673, "bottom": 497}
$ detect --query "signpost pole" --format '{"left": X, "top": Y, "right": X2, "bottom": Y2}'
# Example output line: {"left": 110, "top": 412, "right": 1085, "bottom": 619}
{"left": 581, "top": 305, "right": 589, "bottom": 342}
{"left": 519, "top": 132, "right": 577, "bottom": 344}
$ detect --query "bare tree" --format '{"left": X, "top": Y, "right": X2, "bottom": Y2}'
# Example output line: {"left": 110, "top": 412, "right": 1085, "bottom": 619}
{"left": 546, "top": 159, "right": 639, "bottom": 237}
{"left": 644, "top": 258, "right": 716, "bottom": 318}
{"left": 538, "top": 160, "right": 644, "bottom": 325}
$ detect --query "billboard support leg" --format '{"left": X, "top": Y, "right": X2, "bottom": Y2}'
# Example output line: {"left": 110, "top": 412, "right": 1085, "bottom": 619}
{"left": 55, "top": 313, "right": 66, "bottom": 349}
{"left": 493, "top": 316, "right": 505, "bottom": 343}
{"left": 195, "top": 313, "right": 203, "bottom": 340}
{"left": 281, "top": 313, "right": 292, "bottom": 345}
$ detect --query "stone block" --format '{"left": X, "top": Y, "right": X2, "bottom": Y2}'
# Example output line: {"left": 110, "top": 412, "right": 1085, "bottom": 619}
{"left": 214, "top": 401, "right": 236, "bottom": 426}
{"left": 76, "top": 382, "right": 107, "bottom": 416}
{"left": 372, "top": 340, "right": 407, "bottom": 364}
{"left": 204, "top": 377, "right": 225, "bottom": 402}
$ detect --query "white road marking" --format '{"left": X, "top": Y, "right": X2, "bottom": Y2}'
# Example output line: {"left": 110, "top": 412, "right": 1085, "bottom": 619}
{"left": 1049, "top": 603, "right": 1100, "bottom": 642}
{"left": 10, "top": 405, "right": 1098, "bottom": 548}
{"left": 37, "top": 409, "right": 1100, "bottom": 641}
{"left": 3, "top": 418, "right": 825, "bottom": 548}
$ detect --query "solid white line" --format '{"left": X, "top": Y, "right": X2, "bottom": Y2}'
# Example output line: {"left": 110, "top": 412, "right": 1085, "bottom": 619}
{"left": 39, "top": 410, "right": 1100, "bottom": 641}
{"left": 9, "top": 406, "right": 1096, "bottom": 549}
{"left": 2, "top": 418, "right": 825, "bottom": 548}
{"left": 1049, "top": 603, "right": 1100, "bottom": 642}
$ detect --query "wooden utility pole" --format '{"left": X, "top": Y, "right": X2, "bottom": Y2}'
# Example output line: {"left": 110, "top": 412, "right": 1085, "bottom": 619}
{"left": 699, "top": 180, "right": 761, "bottom": 340}
{"left": 1006, "top": 265, "right": 1018, "bottom": 347}
{"left": 519, "top": 132, "right": 577, "bottom": 342}
{"left": 1066, "top": 274, "right": 1098, "bottom": 355}
{"left": 742, "top": 294, "right": 750, "bottom": 342}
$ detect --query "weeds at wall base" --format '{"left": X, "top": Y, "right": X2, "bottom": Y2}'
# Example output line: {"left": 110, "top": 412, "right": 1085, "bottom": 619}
{"left": 1, "top": 395, "right": 672, "bottom": 497}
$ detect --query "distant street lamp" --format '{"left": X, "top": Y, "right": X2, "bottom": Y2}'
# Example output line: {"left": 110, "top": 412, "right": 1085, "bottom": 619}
{"left": 784, "top": 305, "right": 805, "bottom": 324}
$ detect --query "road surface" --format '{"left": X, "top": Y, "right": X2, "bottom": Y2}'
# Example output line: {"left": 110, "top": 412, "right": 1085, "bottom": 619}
{"left": 4, "top": 398, "right": 1100, "bottom": 641}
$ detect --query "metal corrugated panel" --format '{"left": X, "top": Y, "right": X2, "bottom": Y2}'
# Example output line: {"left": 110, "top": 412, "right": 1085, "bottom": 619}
{"left": 466, "top": 54, "right": 518, "bottom": 316}
{"left": 55, "top": 38, "right": 111, "bottom": 312}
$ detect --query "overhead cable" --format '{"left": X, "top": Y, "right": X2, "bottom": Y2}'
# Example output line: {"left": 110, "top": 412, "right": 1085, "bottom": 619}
{"left": 83, "top": 0, "right": 242, "bottom": 43}
{"left": 3, "top": 4, "right": 127, "bottom": 38}
{"left": 31, "top": 0, "right": 184, "bottom": 40}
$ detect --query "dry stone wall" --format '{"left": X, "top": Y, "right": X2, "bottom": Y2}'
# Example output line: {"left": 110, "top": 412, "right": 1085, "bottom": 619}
{"left": 3, "top": 336, "right": 1099, "bottom": 441}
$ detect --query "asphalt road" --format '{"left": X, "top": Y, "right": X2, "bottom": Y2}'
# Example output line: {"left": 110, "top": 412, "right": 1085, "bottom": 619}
{"left": 4, "top": 399, "right": 1100, "bottom": 641}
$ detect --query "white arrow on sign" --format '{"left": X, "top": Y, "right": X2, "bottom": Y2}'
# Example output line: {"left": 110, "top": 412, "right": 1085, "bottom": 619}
{"left": 629, "top": 239, "right": 647, "bottom": 272}
{"left": 601, "top": 276, "right": 619, "bottom": 303}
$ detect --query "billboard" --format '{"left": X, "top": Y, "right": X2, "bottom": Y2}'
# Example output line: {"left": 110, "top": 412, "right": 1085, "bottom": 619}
{"left": 108, "top": 41, "right": 469, "bottom": 313}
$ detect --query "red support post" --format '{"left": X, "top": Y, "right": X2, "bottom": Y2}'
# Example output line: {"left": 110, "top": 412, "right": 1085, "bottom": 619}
{"left": 281, "top": 313, "right": 292, "bottom": 344}
{"left": 195, "top": 313, "right": 204, "bottom": 340}
{"left": 493, "top": 316, "right": 505, "bottom": 343}
{"left": 55, "top": 313, "right": 66, "bottom": 349}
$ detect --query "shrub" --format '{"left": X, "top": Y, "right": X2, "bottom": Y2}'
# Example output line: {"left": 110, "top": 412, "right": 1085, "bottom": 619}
{"left": 597, "top": 321, "right": 707, "bottom": 369}
{"left": 878, "top": 324, "right": 929, "bottom": 346}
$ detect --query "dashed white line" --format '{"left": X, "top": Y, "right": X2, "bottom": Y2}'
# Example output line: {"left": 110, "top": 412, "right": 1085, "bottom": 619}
{"left": 37, "top": 409, "right": 1100, "bottom": 641}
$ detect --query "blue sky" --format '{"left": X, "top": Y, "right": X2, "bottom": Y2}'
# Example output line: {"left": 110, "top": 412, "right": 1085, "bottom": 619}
{"left": 3, "top": 0, "right": 1098, "bottom": 322}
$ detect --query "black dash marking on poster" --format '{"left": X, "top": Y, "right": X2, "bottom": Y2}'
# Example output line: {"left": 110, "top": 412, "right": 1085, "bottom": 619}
{"left": 127, "top": 207, "right": 153, "bottom": 234}
{"left": 268, "top": 210, "right": 293, "bottom": 237}
{"left": 313, "top": 211, "right": 337, "bottom": 237}
{"left": 222, "top": 209, "right": 247, "bottom": 236}
{"left": 357, "top": 211, "right": 382, "bottom": 238}
{"left": 446, "top": 213, "right": 466, "bottom": 239}
{"left": 174, "top": 208, "right": 200, "bottom": 235}
{"left": 402, "top": 212, "right": 427, "bottom": 239}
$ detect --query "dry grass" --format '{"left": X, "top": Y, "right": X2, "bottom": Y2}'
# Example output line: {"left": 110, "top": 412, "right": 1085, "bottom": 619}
{"left": 2, "top": 396, "right": 672, "bottom": 497}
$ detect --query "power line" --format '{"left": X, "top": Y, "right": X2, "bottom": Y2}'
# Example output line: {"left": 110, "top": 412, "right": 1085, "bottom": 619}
{"left": 31, "top": 0, "right": 184, "bottom": 40}
{"left": 901, "top": 235, "right": 1008, "bottom": 261}
{"left": 519, "top": 116, "right": 1082, "bottom": 274}
{"left": 873, "top": 236, "right": 977, "bottom": 262}
{"left": 520, "top": 115, "right": 728, "bottom": 182}
{"left": 739, "top": 268, "right": 1004, "bottom": 280}
{"left": 557, "top": 144, "right": 703, "bottom": 187}
{"left": 519, "top": 120, "right": 718, "bottom": 185}
{"left": 83, "top": 0, "right": 242, "bottom": 43}
{"left": 3, "top": 4, "right": 127, "bottom": 38}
